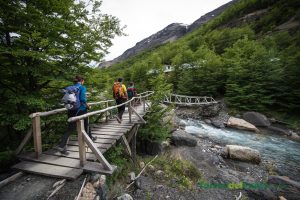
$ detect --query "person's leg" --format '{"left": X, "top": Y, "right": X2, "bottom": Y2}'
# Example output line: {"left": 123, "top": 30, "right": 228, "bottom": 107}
{"left": 58, "top": 110, "right": 77, "bottom": 149}
{"left": 116, "top": 99, "right": 122, "bottom": 123}
{"left": 119, "top": 99, "right": 126, "bottom": 120}
{"left": 77, "top": 109, "right": 96, "bottom": 141}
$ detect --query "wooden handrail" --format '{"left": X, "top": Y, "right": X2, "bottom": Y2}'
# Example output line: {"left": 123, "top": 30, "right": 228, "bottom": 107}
{"left": 29, "top": 99, "right": 115, "bottom": 118}
{"left": 68, "top": 91, "right": 154, "bottom": 123}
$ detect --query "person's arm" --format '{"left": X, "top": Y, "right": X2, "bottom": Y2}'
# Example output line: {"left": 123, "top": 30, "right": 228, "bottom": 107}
{"left": 122, "top": 85, "right": 128, "bottom": 99}
{"left": 134, "top": 88, "right": 137, "bottom": 96}
{"left": 80, "top": 86, "right": 90, "bottom": 109}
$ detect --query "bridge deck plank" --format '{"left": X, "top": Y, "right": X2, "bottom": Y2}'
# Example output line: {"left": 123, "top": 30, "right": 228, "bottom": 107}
{"left": 12, "top": 161, "right": 83, "bottom": 180}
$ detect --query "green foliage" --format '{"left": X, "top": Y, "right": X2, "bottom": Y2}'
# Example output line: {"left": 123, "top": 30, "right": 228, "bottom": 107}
{"left": 150, "top": 155, "right": 202, "bottom": 190}
{"left": 139, "top": 73, "right": 172, "bottom": 142}
{"left": 104, "top": 144, "right": 133, "bottom": 188}
{"left": 0, "top": 0, "right": 123, "bottom": 150}
{"left": 0, "top": 150, "right": 16, "bottom": 172}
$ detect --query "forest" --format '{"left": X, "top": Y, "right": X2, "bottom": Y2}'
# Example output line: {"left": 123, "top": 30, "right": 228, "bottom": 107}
{"left": 0, "top": 0, "right": 299, "bottom": 170}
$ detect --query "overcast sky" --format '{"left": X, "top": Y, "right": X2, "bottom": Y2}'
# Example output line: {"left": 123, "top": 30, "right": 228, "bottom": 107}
{"left": 101, "top": 0, "right": 231, "bottom": 60}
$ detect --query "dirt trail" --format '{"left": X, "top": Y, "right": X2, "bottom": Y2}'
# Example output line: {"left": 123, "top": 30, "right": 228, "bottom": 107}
{"left": 0, "top": 173, "right": 85, "bottom": 200}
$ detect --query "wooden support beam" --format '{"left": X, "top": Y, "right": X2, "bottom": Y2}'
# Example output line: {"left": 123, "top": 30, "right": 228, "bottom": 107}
{"left": 129, "top": 101, "right": 132, "bottom": 123}
{"left": 82, "top": 130, "right": 113, "bottom": 171}
{"left": 77, "top": 120, "right": 86, "bottom": 167}
{"left": 15, "top": 127, "right": 32, "bottom": 155}
{"left": 121, "top": 135, "right": 131, "bottom": 157}
{"left": 130, "top": 106, "right": 146, "bottom": 124}
{"left": 145, "top": 101, "right": 150, "bottom": 109}
{"left": 127, "top": 125, "right": 137, "bottom": 143}
{"left": 130, "top": 125, "right": 139, "bottom": 164}
{"left": 106, "top": 101, "right": 109, "bottom": 122}
{"left": 32, "top": 116, "right": 42, "bottom": 158}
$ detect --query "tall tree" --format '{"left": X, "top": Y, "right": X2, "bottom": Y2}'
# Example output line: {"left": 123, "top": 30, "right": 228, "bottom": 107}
{"left": 0, "top": 0, "right": 123, "bottom": 148}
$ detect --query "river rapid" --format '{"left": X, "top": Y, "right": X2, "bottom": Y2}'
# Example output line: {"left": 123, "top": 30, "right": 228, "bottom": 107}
{"left": 184, "top": 119, "right": 300, "bottom": 181}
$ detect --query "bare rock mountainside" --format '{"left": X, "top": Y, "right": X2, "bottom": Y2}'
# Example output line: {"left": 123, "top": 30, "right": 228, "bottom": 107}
{"left": 99, "top": 0, "right": 237, "bottom": 68}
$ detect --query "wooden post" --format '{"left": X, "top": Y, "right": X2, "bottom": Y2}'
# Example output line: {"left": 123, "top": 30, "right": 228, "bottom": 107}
{"left": 77, "top": 120, "right": 86, "bottom": 166}
{"left": 129, "top": 101, "right": 132, "bottom": 123}
{"left": 143, "top": 98, "right": 146, "bottom": 112}
{"left": 105, "top": 101, "right": 109, "bottom": 122}
{"left": 130, "top": 125, "right": 139, "bottom": 164}
{"left": 32, "top": 116, "right": 42, "bottom": 158}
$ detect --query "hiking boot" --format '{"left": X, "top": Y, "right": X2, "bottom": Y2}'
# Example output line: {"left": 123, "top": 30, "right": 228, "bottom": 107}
{"left": 55, "top": 146, "right": 69, "bottom": 156}
{"left": 60, "top": 149, "right": 70, "bottom": 156}
{"left": 116, "top": 116, "right": 121, "bottom": 123}
{"left": 90, "top": 136, "right": 97, "bottom": 142}
{"left": 54, "top": 146, "right": 65, "bottom": 152}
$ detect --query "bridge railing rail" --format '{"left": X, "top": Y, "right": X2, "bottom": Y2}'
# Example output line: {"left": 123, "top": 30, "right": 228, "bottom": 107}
{"left": 163, "top": 94, "right": 217, "bottom": 105}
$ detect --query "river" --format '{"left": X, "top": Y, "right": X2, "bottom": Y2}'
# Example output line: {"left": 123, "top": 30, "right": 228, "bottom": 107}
{"left": 184, "top": 119, "right": 300, "bottom": 181}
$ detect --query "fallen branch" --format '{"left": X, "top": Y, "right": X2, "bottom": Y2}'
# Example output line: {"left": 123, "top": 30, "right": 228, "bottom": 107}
{"left": 0, "top": 172, "right": 24, "bottom": 189}
{"left": 52, "top": 179, "right": 66, "bottom": 188}
{"left": 126, "top": 155, "right": 158, "bottom": 189}
{"left": 47, "top": 182, "right": 65, "bottom": 200}
{"left": 235, "top": 192, "right": 242, "bottom": 200}
{"left": 75, "top": 175, "right": 87, "bottom": 200}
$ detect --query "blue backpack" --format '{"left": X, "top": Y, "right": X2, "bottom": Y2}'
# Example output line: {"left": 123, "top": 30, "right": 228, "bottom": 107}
{"left": 62, "top": 85, "right": 81, "bottom": 110}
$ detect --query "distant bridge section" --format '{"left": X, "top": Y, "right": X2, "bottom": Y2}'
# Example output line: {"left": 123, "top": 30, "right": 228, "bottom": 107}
{"left": 163, "top": 94, "right": 218, "bottom": 105}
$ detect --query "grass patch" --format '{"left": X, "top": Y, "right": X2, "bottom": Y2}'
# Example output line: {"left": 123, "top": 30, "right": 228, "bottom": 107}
{"left": 145, "top": 155, "right": 203, "bottom": 190}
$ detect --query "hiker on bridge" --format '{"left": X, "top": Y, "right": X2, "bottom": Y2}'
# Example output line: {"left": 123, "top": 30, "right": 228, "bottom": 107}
{"left": 127, "top": 82, "right": 137, "bottom": 100}
{"left": 113, "top": 77, "right": 128, "bottom": 123}
{"left": 57, "top": 75, "right": 96, "bottom": 155}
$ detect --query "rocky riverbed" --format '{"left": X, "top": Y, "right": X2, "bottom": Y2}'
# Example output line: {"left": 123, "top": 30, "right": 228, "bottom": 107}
{"left": 0, "top": 103, "right": 299, "bottom": 200}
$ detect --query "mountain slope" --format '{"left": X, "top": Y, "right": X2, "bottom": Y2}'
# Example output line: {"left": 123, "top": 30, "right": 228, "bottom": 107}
{"left": 99, "top": 0, "right": 237, "bottom": 68}
{"left": 98, "top": 0, "right": 300, "bottom": 121}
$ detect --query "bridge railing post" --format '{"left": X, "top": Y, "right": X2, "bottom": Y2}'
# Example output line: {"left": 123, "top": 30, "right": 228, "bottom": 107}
{"left": 32, "top": 115, "right": 42, "bottom": 158}
{"left": 77, "top": 120, "right": 86, "bottom": 167}
{"left": 143, "top": 97, "right": 146, "bottom": 112}
{"left": 129, "top": 100, "right": 132, "bottom": 123}
{"left": 105, "top": 101, "right": 109, "bottom": 122}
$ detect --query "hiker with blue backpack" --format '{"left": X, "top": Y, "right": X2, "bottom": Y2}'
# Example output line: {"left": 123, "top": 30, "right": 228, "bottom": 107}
{"left": 56, "top": 75, "right": 96, "bottom": 155}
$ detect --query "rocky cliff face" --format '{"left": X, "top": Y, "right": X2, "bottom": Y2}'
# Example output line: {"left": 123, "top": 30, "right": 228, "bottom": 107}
{"left": 99, "top": 0, "right": 237, "bottom": 68}
{"left": 108, "top": 23, "right": 188, "bottom": 66}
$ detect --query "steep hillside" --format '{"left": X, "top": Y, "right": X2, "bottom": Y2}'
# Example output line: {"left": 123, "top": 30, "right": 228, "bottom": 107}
{"left": 99, "top": 0, "right": 236, "bottom": 67}
{"left": 98, "top": 0, "right": 300, "bottom": 125}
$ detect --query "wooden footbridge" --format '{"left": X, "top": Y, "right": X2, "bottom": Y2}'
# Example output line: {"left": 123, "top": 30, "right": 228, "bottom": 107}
{"left": 163, "top": 94, "right": 217, "bottom": 105}
{"left": 13, "top": 91, "right": 153, "bottom": 180}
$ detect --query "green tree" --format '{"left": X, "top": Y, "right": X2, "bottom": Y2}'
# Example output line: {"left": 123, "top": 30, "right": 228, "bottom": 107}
{"left": 139, "top": 72, "right": 172, "bottom": 142}
{"left": 223, "top": 38, "right": 282, "bottom": 111}
{"left": 0, "top": 0, "right": 123, "bottom": 150}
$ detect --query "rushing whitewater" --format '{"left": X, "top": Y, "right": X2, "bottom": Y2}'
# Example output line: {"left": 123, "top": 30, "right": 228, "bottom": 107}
{"left": 184, "top": 119, "right": 300, "bottom": 181}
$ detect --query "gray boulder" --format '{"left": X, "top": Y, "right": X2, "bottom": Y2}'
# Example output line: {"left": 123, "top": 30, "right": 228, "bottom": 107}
{"left": 226, "top": 117, "right": 260, "bottom": 133}
{"left": 117, "top": 194, "right": 133, "bottom": 200}
{"left": 243, "top": 112, "right": 271, "bottom": 127}
{"left": 171, "top": 129, "right": 197, "bottom": 147}
{"left": 222, "top": 145, "right": 261, "bottom": 164}
{"left": 211, "top": 119, "right": 225, "bottom": 128}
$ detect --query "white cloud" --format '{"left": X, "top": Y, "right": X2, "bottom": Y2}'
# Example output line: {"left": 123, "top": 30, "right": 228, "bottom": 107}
{"left": 101, "top": 0, "right": 231, "bottom": 60}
